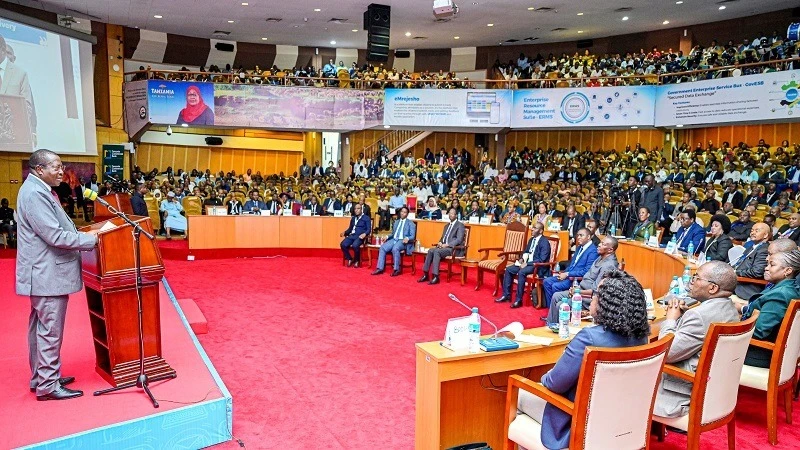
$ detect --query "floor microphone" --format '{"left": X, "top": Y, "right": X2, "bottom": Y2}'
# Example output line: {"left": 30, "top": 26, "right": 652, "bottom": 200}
{"left": 447, "top": 293, "right": 500, "bottom": 337}
{"left": 83, "top": 187, "right": 111, "bottom": 208}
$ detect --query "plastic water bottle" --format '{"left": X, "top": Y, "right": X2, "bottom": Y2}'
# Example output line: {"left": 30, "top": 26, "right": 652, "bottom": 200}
{"left": 609, "top": 223, "right": 616, "bottom": 236}
{"left": 559, "top": 299, "right": 571, "bottom": 339}
{"left": 571, "top": 289, "right": 582, "bottom": 327}
{"left": 644, "top": 228, "right": 650, "bottom": 243}
{"left": 669, "top": 276, "right": 680, "bottom": 297}
{"left": 687, "top": 242, "right": 695, "bottom": 263}
{"left": 681, "top": 266, "right": 692, "bottom": 295}
{"left": 468, "top": 307, "right": 481, "bottom": 354}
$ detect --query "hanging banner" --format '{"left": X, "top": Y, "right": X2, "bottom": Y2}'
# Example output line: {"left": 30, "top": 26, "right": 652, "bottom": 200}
{"left": 654, "top": 69, "right": 800, "bottom": 126}
{"left": 123, "top": 80, "right": 149, "bottom": 139}
{"left": 102, "top": 144, "right": 125, "bottom": 183}
{"left": 147, "top": 81, "right": 216, "bottom": 126}
{"left": 383, "top": 89, "right": 512, "bottom": 127}
{"left": 511, "top": 86, "right": 657, "bottom": 128}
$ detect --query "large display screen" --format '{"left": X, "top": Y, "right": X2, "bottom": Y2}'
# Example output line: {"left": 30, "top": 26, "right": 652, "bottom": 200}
{"left": 0, "top": 15, "right": 96, "bottom": 154}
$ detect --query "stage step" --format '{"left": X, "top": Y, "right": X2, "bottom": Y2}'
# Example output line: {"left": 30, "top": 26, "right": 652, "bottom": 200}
{"left": 176, "top": 298, "right": 208, "bottom": 335}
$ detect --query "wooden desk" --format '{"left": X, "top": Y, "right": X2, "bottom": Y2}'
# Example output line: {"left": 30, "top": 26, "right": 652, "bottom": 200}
{"left": 187, "top": 215, "right": 350, "bottom": 250}
{"left": 415, "top": 242, "right": 687, "bottom": 450}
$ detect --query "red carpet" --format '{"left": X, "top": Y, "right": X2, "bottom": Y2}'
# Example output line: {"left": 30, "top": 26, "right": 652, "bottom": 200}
{"left": 0, "top": 259, "right": 223, "bottom": 449}
{"left": 160, "top": 256, "right": 800, "bottom": 450}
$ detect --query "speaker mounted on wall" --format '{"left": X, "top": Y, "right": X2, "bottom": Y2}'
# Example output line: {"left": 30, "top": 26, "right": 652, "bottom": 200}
{"left": 205, "top": 137, "right": 223, "bottom": 146}
{"left": 215, "top": 42, "right": 235, "bottom": 52}
{"left": 364, "top": 3, "right": 391, "bottom": 62}
{"left": 394, "top": 50, "right": 410, "bottom": 58}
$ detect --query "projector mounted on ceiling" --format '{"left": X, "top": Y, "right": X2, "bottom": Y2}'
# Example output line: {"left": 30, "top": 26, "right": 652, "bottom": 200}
{"left": 433, "top": 0, "right": 458, "bottom": 20}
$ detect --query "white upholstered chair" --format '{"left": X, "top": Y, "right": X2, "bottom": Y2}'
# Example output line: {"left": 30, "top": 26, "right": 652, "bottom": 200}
{"left": 727, "top": 245, "right": 745, "bottom": 266}
{"left": 739, "top": 300, "right": 800, "bottom": 445}
{"left": 653, "top": 312, "right": 759, "bottom": 450}
{"left": 503, "top": 335, "right": 674, "bottom": 450}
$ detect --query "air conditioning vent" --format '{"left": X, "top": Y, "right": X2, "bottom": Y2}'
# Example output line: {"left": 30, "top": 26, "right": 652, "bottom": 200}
{"left": 212, "top": 30, "right": 231, "bottom": 37}
{"left": 434, "top": 18, "right": 452, "bottom": 23}
{"left": 413, "top": 36, "right": 428, "bottom": 40}
{"left": 551, "top": 27, "right": 567, "bottom": 32}
{"left": 265, "top": 17, "right": 283, "bottom": 23}
{"left": 523, "top": 37, "right": 539, "bottom": 41}
{"left": 505, "top": 39, "right": 519, "bottom": 43}
{"left": 328, "top": 18, "right": 348, "bottom": 23}
{"left": 532, "top": 7, "right": 555, "bottom": 12}
{"left": 614, "top": 7, "right": 633, "bottom": 12}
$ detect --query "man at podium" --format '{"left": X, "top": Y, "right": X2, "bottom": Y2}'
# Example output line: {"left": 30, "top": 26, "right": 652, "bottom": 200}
{"left": 15, "top": 150, "right": 98, "bottom": 401}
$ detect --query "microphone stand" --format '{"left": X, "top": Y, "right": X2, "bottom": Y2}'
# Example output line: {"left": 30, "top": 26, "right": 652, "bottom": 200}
{"left": 93, "top": 203, "right": 176, "bottom": 408}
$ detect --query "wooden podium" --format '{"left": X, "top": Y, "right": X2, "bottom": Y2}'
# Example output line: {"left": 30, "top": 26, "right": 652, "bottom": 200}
{"left": 92, "top": 193, "right": 134, "bottom": 223}
{"left": 79, "top": 216, "right": 175, "bottom": 387}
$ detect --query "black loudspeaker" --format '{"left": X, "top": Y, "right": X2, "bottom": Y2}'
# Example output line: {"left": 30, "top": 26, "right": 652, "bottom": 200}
{"left": 576, "top": 39, "right": 593, "bottom": 49}
{"left": 205, "top": 137, "right": 223, "bottom": 145}
{"left": 364, "top": 3, "right": 391, "bottom": 62}
{"left": 474, "top": 134, "right": 487, "bottom": 149}
{"left": 792, "top": 7, "right": 800, "bottom": 17}
{"left": 395, "top": 50, "right": 410, "bottom": 58}
{"left": 215, "top": 42, "right": 234, "bottom": 52}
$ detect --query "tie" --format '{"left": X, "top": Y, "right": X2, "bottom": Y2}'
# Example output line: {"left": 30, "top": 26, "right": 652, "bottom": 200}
{"left": 733, "top": 245, "right": 756, "bottom": 268}
{"left": 442, "top": 222, "right": 454, "bottom": 243}
{"left": 394, "top": 219, "right": 404, "bottom": 240}
{"left": 675, "top": 227, "right": 689, "bottom": 248}
{"left": 783, "top": 228, "right": 795, "bottom": 238}
{"left": 526, "top": 238, "right": 538, "bottom": 262}
{"left": 571, "top": 245, "right": 584, "bottom": 268}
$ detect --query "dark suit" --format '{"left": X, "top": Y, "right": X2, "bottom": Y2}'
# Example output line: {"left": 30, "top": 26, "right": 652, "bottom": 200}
{"left": 674, "top": 223, "right": 706, "bottom": 253}
{"left": 376, "top": 217, "right": 416, "bottom": 271}
{"left": 422, "top": 220, "right": 465, "bottom": 276}
{"left": 729, "top": 220, "right": 754, "bottom": 241}
{"left": 640, "top": 186, "right": 664, "bottom": 224}
{"left": 464, "top": 208, "right": 484, "bottom": 220}
{"left": 485, "top": 205, "right": 501, "bottom": 222}
{"left": 703, "top": 234, "right": 733, "bottom": 262}
{"left": 243, "top": 199, "right": 267, "bottom": 214}
{"left": 502, "top": 236, "right": 551, "bottom": 301}
{"left": 340, "top": 214, "right": 372, "bottom": 263}
{"left": 733, "top": 241, "right": 769, "bottom": 300}
{"left": 227, "top": 200, "right": 243, "bottom": 215}
{"left": 130, "top": 192, "right": 148, "bottom": 217}
{"left": 304, "top": 202, "right": 324, "bottom": 216}
{"left": 542, "top": 243, "right": 598, "bottom": 307}
{"left": 721, "top": 190, "right": 744, "bottom": 210}
{"left": 561, "top": 215, "right": 585, "bottom": 239}
{"left": 764, "top": 191, "right": 779, "bottom": 207}
{"left": 264, "top": 200, "right": 281, "bottom": 215}
{"left": 775, "top": 224, "right": 800, "bottom": 243}
{"left": 322, "top": 198, "right": 341, "bottom": 215}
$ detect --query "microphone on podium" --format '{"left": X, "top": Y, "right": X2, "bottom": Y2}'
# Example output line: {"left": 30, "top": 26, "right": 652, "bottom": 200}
{"left": 83, "top": 187, "right": 111, "bottom": 208}
{"left": 448, "top": 293, "right": 501, "bottom": 338}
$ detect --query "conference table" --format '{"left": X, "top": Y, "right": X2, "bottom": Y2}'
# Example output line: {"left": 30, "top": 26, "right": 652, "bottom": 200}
{"left": 187, "top": 215, "right": 570, "bottom": 263}
{"left": 415, "top": 240, "right": 697, "bottom": 450}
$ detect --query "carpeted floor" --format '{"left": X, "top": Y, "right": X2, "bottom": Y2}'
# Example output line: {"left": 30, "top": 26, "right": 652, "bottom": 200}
{"left": 162, "top": 256, "right": 800, "bottom": 450}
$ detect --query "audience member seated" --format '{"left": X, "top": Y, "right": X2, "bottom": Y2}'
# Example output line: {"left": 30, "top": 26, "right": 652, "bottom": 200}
{"left": 774, "top": 212, "right": 800, "bottom": 243}
{"left": 203, "top": 190, "right": 223, "bottom": 211}
{"left": 417, "top": 208, "right": 464, "bottom": 285}
{"left": 340, "top": 203, "right": 371, "bottom": 268}
{"left": 264, "top": 193, "right": 281, "bottom": 215}
{"left": 544, "top": 236, "right": 620, "bottom": 324}
{"left": 729, "top": 210, "right": 754, "bottom": 241}
{"left": 0, "top": 198, "right": 16, "bottom": 245}
{"left": 322, "top": 190, "right": 341, "bottom": 215}
{"left": 227, "top": 195, "right": 243, "bottom": 215}
{"left": 463, "top": 200, "right": 484, "bottom": 220}
{"left": 561, "top": 205, "right": 585, "bottom": 245}
{"left": 495, "top": 222, "right": 551, "bottom": 309}
{"left": 630, "top": 206, "right": 656, "bottom": 242}
{"left": 243, "top": 190, "right": 266, "bottom": 214}
{"left": 704, "top": 214, "right": 734, "bottom": 263}
{"left": 514, "top": 270, "right": 650, "bottom": 450}
{"left": 372, "top": 206, "right": 416, "bottom": 276}
{"left": 420, "top": 196, "right": 442, "bottom": 220}
{"left": 653, "top": 261, "right": 741, "bottom": 418}
{"left": 739, "top": 249, "right": 800, "bottom": 368}
{"left": 733, "top": 222, "right": 771, "bottom": 301}
{"left": 159, "top": 192, "right": 187, "bottom": 239}
{"left": 673, "top": 209, "right": 706, "bottom": 255}
{"left": 541, "top": 228, "right": 598, "bottom": 308}
{"left": 304, "top": 195, "right": 324, "bottom": 216}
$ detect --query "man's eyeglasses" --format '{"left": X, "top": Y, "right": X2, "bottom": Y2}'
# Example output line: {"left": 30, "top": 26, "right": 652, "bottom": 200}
{"left": 39, "top": 163, "right": 66, "bottom": 171}
{"left": 690, "top": 274, "right": 718, "bottom": 286}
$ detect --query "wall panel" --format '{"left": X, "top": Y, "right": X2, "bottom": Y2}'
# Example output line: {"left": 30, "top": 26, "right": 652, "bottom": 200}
{"left": 135, "top": 144, "right": 302, "bottom": 177}
{"left": 684, "top": 122, "right": 800, "bottom": 149}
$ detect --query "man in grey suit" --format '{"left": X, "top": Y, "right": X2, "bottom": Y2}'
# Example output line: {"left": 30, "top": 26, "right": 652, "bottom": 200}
{"left": 544, "top": 235, "right": 620, "bottom": 323}
{"left": 653, "top": 261, "right": 741, "bottom": 417}
{"left": 0, "top": 36, "right": 37, "bottom": 142}
{"left": 16, "top": 150, "right": 98, "bottom": 401}
{"left": 733, "top": 222, "right": 770, "bottom": 301}
{"left": 418, "top": 207, "right": 465, "bottom": 285}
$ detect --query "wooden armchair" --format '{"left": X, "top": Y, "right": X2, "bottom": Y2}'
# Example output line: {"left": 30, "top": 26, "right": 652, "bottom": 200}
{"left": 443, "top": 226, "right": 471, "bottom": 282}
{"left": 523, "top": 236, "right": 561, "bottom": 308}
{"left": 653, "top": 312, "right": 759, "bottom": 450}
{"left": 341, "top": 231, "right": 372, "bottom": 268}
{"left": 739, "top": 300, "right": 800, "bottom": 445}
{"left": 475, "top": 221, "right": 528, "bottom": 295}
{"left": 504, "top": 335, "right": 674, "bottom": 450}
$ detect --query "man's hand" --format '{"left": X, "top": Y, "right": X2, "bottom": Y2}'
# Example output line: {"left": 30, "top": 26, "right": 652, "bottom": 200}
{"left": 403, "top": 238, "right": 409, "bottom": 244}
{"left": 359, "top": 233, "right": 366, "bottom": 239}
{"left": 568, "top": 286, "right": 575, "bottom": 296}
{"left": 557, "top": 272, "right": 569, "bottom": 281}
{"left": 665, "top": 298, "right": 686, "bottom": 321}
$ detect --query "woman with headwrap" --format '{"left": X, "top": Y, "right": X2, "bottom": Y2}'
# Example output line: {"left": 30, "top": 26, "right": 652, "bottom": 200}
{"left": 176, "top": 86, "right": 214, "bottom": 125}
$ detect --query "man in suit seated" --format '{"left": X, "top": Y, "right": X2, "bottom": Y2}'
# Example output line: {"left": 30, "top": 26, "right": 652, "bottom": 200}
{"left": 733, "top": 222, "right": 770, "bottom": 301}
{"left": 653, "top": 261, "right": 741, "bottom": 418}
{"left": 264, "top": 192, "right": 282, "bottom": 216}
{"left": 673, "top": 209, "right": 706, "bottom": 254}
{"left": 227, "top": 196, "right": 243, "bottom": 215}
{"left": 243, "top": 190, "right": 266, "bottom": 214}
{"left": 729, "top": 209, "right": 754, "bottom": 241}
{"left": 544, "top": 236, "right": 620, "bottom": 323}
{"left": 541, "top": 229, "right": 599, "bottom": 308}
{"left": 774, "top": 212, "right": 800, "bottom": 243}
{"left": 372, "top": 206, "right": 416, "bottom": 276}
{"left": 304, "top": 195, "right": 324, "bottom": 216}
{"left": 322, "top": 190, "right": 341, "bottom": 215}
{"left": 339, "top": 204, "right": 371, "bottom": 268}
{"left": 495, "top": 222, "right": 551, "bottom": 308}
{"left": 417, "top": 207, "right": 464, "bottom": 285}
{"left": 561, "top": 205, "right": 585, "bottom": 248}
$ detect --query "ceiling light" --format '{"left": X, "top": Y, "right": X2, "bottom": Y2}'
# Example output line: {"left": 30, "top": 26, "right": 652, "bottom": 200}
{"left": 166, "top": 125, "right": 172, "bottom": 134}
{"left": 577, "top": 12, "right": 584, "bottom": 16}
{"left": 405, "top": 31, "right": 411, "bottom": 37}
{"left": 675, "top": 1, "right": 683, "bottom": 4}
{"left": 487, "top": 23, "right": 494, "bottom": 27}
{"left": 719, "top": 5, "right": 726, "bottom": 10}
{"left": 663, "top": 20, "right": 670, "bottom": 25}
{"left": 454, "top": 36, "right": 460, "bottom": 39}
{"left": 527, "top": 7, "right": 535, "bottom": 10}
{"left": 631, "top": 126, "right": 638, "bottom": 129}
{"left": 314, "top": 8, "right": 321, "bottom": 12}
{"left": 578, "top": 30, "right": 584, "bottom": 34}
{"left": 181, "top": 123, "right": 188, "bottom": 127}
{"left": 622, "top": 16, "right": 629, "bottom": 21}
{"left": 676, "top": 124, "right": 684, "bottom": 127}
{"left": 261, "top": 37, "right": 268, "bottom": 40}
{"left": 241, "top": 2, "right": 248, "bottom": 5}
{"left": 153, "top": 15, "right": 163, "bottom": 19}
{"left": 227, "top": 20, "right": 235, "bottom": 23}
{"left": 383, "top": 125, "right": 390, "bottom": 129}
{"left": 352, "top": 29, "right": 358, "bottom": 32}
{"left": 330, "top": 40, "right": 336, "bottom": 45}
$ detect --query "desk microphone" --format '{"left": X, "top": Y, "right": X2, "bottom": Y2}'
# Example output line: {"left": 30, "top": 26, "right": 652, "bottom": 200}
{"left": 448, "top": 293, "right": 500, "bottom": 338}
{"left": 82, "top": 188, "right": 111, "bottom": 208}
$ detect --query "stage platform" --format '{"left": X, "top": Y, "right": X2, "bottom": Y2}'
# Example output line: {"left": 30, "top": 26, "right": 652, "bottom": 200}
{"left": 0, "top": 259, "right": 232, "bottom": 449}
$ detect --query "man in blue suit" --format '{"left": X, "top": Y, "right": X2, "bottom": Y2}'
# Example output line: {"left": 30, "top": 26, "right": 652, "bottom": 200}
{"left": 496, "top": 222, "right": 551, "bottom": 308}
{"left": 541, "top": 229, "right": 598, "bottom": 307}
{"left": 340, "top": 203, "right": 371, "bottom": 267}
{"left": 243, "top": 190, "right": 267, "bottom": 214}
{"left": 372, "top": 206, "right": 416, "bottom": 276}
{"left": 673, "top": 209, "right": 706, "bottom": 254}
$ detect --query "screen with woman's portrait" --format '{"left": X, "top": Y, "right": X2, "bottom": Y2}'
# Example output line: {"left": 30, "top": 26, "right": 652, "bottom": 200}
{"left": 147, "top": 81, "right": 215, "bottom": 126}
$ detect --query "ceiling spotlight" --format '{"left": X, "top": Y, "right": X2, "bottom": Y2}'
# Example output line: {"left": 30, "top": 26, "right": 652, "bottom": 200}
{"left": 383, "top": 125, "right": 390, "bottom": 129}
{"left": 454, "top": 36, "right": 460, "bottom": 39}
{"left": 241, "top": 2, "right": 248, "bottom": 5}
{"left": 405, "top": 31, "right": 412, "bottom": 37}
{"left": 527, "top": 7, "right": 535, "bottom": 10}
{"left": 352, "top": 29, "right": 358, "bottom": 32}
{"left": 487, "top": 23, "right": 494, "bottom": 27}
{"left": 577, "top": 12, "right": 584, "bottom": 16}
{"left": 314, "top": 8, "right": 321, "bottom": 12}
{"left": 676, "top": 1, "right": 683, "bottom": 4}
{"left": 166, "top": 125, "right": 173, "bottom": 135}
{"left": 578, "top": 30, "right": 584, "bottom": 34}
{"left": 622, "top": 16, "right": 629, "bottom": 21}
{"left": 631, "top": 126, "right": 638, "bottom": 129}
{"left": 181, "top": 123, "right": 188, "bottom": 128}
{"left": 153, "top": 15, "right": 163, "bottom": 19}
{"left": 663, "top": 20, "right": 670, "bottom": 25}
{"left": 330, "top": 40, "right": 336, "bottom": 45}
{"left": 719, "top": 5, "right": 726, "bottom": 10}
{"left": 227, "top": 20, "right": 235, "bottom": 23}
{"left": 261, "top": 37, "right": 268, "bottom": 40}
